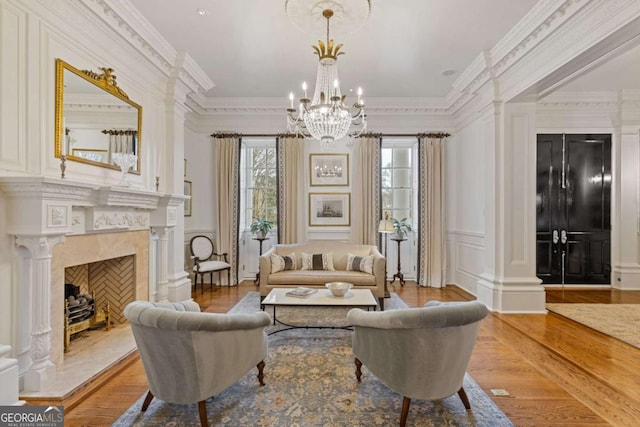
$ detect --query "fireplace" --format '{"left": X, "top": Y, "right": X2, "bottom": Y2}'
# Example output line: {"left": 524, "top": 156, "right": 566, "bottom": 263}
{"left": 0, "top": 177, "right": 189, "bottom": 396}
{"left": 51, "top": 231, "right": 149, "bottom": 366}
{"left": 63, "top": 254, "right": 137, "bottom": 351}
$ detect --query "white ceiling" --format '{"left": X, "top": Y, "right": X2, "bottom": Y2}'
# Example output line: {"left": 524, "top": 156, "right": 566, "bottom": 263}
{"left": 128, "top": 0, "right": 539, "bottom": 99}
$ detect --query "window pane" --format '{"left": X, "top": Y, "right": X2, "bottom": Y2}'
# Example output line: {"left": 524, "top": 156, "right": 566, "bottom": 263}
{"left": 246, "top": 209, "right": 255, "bottom": 224}
{"left": 393, "top": 148, "right": 411, "bottom": 167}
{"left": 243, "top": 141, "right": 278, "bottom": 231}
{"left": 381, "top": 169, "right": 392, "bottom": 188}
{"left": 393, "top": 189, "right": 411, "bottom": 209}
{"left": 382, "top": 190, "right": 393, "bottom": 209}
{"left": 381, "top": 149, "right": 393, "bottom": 168}
{"left": 393, "top": 169, "right": 411, "bottom": 188}
{"left": 266, "top": 149, "right": 276, "bottom": 168}
{"left": 394, "top": 209, "right": 411, "bottom": 222}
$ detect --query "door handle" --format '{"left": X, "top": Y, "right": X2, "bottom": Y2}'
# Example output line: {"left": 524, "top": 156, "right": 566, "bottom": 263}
{"left": 552, "top": 229, "right": 559, "bottom": 244}
{"left": 561, "top": 229, "right": 567, "bottom": 244}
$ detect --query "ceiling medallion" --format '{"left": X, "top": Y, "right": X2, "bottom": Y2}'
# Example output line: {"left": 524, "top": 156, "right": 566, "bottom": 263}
{"left": 285, "top": 0, "right": 371, "bottom": 37}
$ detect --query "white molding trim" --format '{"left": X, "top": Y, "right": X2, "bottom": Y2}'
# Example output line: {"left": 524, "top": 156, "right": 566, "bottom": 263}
{"left": 78, "top": 0, "right": 213, "bottom": 94}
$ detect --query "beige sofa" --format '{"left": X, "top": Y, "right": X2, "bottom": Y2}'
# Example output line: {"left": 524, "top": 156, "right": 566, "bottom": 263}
{"left": 259, "top": 240, "right": 387, "bottom": 309}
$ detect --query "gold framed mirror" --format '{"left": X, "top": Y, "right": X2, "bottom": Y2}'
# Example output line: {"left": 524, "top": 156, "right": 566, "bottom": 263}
{"left": 55, "top": 59, "right": 142, "bottom": 173}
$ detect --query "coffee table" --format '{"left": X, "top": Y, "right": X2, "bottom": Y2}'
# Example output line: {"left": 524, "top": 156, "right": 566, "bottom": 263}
{"left": 262, "top": 288, "right": 378, "bottom": 334}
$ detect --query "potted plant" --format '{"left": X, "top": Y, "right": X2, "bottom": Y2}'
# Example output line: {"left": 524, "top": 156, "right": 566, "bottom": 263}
{"left": 392, "top": 217, "right": 412, "bottom": 239}
{"left": 250, "top": 216, "right": 274, "bottom": 239}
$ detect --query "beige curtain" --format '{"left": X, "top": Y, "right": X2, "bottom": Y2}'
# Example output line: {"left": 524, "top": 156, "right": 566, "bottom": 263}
{"left": 213, "top": 134, "right": 241, "bottom": 285}
{"left": 418, "top": 135, "right": 446, "bottom": 287}
{"left": 105, "top": 129, "right": 136, "bottom": 162}
{"left": 277, "top": 136, "right": 305, "bottom": 243}
{"left": 351, "top": 135, "right": 381, "bottom": 245}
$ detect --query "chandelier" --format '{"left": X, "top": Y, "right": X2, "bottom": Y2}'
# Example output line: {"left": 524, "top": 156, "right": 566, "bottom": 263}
{"left": 286, "top": 8, "right": 366, "bottom": 150}
{"left": 314, "top": 161, "right": 343, "bottom": 178}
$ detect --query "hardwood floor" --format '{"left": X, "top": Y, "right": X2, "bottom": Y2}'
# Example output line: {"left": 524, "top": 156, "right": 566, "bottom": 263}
{"left": 57, "top": 282, "right": 640, "bottom": 426}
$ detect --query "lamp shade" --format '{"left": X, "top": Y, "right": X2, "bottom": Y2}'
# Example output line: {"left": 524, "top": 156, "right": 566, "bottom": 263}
{"left": 378, "top": 218, "right": 394, "bottom": 234}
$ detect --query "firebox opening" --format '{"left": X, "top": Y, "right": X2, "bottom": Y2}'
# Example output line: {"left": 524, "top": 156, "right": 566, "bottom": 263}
{"left": 63, "top": 255, "right": 135, "bottom": 351}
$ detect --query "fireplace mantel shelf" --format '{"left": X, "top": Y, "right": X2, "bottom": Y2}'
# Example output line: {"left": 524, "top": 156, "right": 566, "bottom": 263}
{"left": 0, "top": 176, "right": 188, "bottom": 236}
{"left": 0, "top": 176, "right": 187, "bottom": 209}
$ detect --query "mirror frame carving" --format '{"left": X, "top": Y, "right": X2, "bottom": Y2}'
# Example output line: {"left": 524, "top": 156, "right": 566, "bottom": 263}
{"left": 55, "top": 58, "right": 142, "bottom": 173}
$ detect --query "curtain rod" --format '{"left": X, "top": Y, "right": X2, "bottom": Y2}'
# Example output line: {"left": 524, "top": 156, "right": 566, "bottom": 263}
{"left": 210, "top": 133, "right": 451, "bottom": 138}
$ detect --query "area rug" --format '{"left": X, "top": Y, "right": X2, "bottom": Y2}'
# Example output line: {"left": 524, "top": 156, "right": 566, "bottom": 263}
{"left": 113, "top": 292, "right": 513, "bottom": 426}
{"left": 546, "top": 303, "right": 640, "bottom": 349}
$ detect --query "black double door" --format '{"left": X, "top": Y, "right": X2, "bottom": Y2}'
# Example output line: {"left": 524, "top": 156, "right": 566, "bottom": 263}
{"left": 536, "top": 134, "right": 611, "bottom": 284}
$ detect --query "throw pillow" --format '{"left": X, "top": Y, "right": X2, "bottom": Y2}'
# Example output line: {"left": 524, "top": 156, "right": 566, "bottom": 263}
{"left": 346, "top": 253, "right": 375, "bottom": 274}
{"left": 300, "top": 252, "right": 335, "bottom": 271}
{"left": 271, "top": 253, "right": 297, "bottom": 273}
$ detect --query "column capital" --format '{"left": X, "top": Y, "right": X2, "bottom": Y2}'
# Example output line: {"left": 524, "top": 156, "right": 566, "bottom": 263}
{"left": 15, "top": 235, "right": 66, "bottom": 259}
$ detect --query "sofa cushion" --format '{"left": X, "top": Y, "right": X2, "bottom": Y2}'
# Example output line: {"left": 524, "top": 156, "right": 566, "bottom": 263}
{"left": 268, "top": 270, "right": 376, "bottom": 286}
{"left": 275, "top": 241, "right": 373, "bottom": 271}
{"left": 300, "top": 252, "right": 335, "bottom": 271}
{"left": 346, "top": 254, "right": 375, "bottom": 274}
{"left": 271, "top": 253, "right": 297, "bottom": 273}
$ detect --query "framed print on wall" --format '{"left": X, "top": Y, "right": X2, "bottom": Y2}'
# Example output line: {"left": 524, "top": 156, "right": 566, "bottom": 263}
{"left": 184, "top": 180, "right": 192, "bottom": 217}
{"left": 309, "top": 153, "right": 349, "bottom": 186}
{"left": 309, "top": 192, "right": 351, "bottom": 226}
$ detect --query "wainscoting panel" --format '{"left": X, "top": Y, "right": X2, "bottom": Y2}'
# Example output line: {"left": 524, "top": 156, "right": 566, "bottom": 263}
{"left": 448, "top": 231, "right": 485, "bottom": 295}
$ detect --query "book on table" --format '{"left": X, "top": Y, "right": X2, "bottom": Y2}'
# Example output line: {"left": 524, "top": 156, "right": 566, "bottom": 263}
{"left": 285, "top": 287, "right": 318, "bottom": 298}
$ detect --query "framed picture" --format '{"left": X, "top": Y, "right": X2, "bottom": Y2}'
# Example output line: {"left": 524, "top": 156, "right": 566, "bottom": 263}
{"left": 184, "top": 180, "right": 192, "bottom": 217}
{"left": 72, "top": 148, "right": 107, "bottom": 162}
{"left": 309, "top": 153, "right": 349, "bottom": 186}
{"left": 309, "top": 192, "right": 351, "bottom": 226}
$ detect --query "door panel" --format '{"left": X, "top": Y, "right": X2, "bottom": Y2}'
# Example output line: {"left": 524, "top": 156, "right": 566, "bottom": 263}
{"left": 536, "top": 134, "right": 563, "bottom": 283}
{"left": 536, "top": 134, "right": 611, "bottom": 285}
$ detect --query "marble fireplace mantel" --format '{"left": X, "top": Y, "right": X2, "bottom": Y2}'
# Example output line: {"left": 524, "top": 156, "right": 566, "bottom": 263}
{"left": 0, "top": 176, "right": 187, "bottom": 393}
{"left": 0, "top": 177, "right": 185, "bottom": 235}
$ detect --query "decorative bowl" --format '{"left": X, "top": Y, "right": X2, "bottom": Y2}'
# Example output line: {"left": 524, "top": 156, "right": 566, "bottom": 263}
{"left": 326, "top": 282, "right": 352, "bottom": 297}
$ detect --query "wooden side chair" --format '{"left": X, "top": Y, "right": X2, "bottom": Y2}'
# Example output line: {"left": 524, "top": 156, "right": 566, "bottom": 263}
{"left": 189, "top": 235, "right": 231, "bottom": 292}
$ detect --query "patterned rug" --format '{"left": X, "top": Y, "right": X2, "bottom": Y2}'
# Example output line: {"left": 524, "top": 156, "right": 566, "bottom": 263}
{"left": 113, "top": 292, "right": 512, "bottom": 426}
{"left": 546, "top": 303, "right": 640, "bottom": 349}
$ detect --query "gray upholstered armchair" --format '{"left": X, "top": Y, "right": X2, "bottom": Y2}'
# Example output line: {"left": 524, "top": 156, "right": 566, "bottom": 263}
{"left": 124, "top": 300, "right": 271, "bottom": 427}
{"left": 346, "top": 300, "right": 489, "bottom": 427}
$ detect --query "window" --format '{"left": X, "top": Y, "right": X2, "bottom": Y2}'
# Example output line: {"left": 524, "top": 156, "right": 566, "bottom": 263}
{"left": 381, "top": 138, "right": 417, "bottom": 225}
{"left": 241, "top": 138, "right": 277, "bottom": 230}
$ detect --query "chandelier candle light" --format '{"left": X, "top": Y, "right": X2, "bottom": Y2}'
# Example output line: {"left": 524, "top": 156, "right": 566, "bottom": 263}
{"left": 287, "top": 8, "right": 366, "bottom": 150}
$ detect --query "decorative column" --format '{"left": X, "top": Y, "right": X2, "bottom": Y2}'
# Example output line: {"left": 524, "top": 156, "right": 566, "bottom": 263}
{"left": 15, "top": 235, "right": 66, "bottom": 391}
{"left": 162, "top": 52, "right": 212, "bottom": 301}
{"left": 612, "top": 92, "right": 640, "bottom": 290}
{"left": 153, "top": 226, "right": 170, "bottom": 301}
{"left": 476, "top": 102, "right": 546, "bottom": 313}
{"left": 150, "top": 195, "right": 184, "bottom": 301}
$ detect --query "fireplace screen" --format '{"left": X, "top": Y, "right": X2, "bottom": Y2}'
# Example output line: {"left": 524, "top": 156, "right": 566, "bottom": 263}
{"left": 64, "top": 283, "right": 111, "bottom": 352}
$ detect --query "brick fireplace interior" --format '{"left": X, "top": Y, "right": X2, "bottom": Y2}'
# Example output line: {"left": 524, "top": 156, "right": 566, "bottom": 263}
{"left": 65, "top": 255, "right": 136, "bottom": 327}
{"left": 51, "top": 230, "right": 149, "bottom": 366}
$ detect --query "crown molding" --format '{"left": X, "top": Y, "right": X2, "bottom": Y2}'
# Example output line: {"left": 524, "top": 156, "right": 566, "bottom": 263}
{"left": 186, "top": 96, "right": 450, "bottom": 116}
{"left": 446, "top": 0, "right": 587, "bottom": 113}
{"left": 490, "top": 0, "right": 584, "bottom": 77}
{"left": 78, "top": 0, "right": 213, "bottom": 94}
{"left": 538, "top": 90, "right": 620, "bottom": 107}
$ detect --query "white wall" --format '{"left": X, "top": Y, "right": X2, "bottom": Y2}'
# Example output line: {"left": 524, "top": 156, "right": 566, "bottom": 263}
{"left": 446, "top": 118, "right": 487, "bottom": 295}
{"left": 184, "top": 128, "right": 215, "bottom": 235}
{"left": 0, "top": 0, "right": 209, "bottom": 361}
{"left": 0, "top": 0, "right": 159, "bottom": 347}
